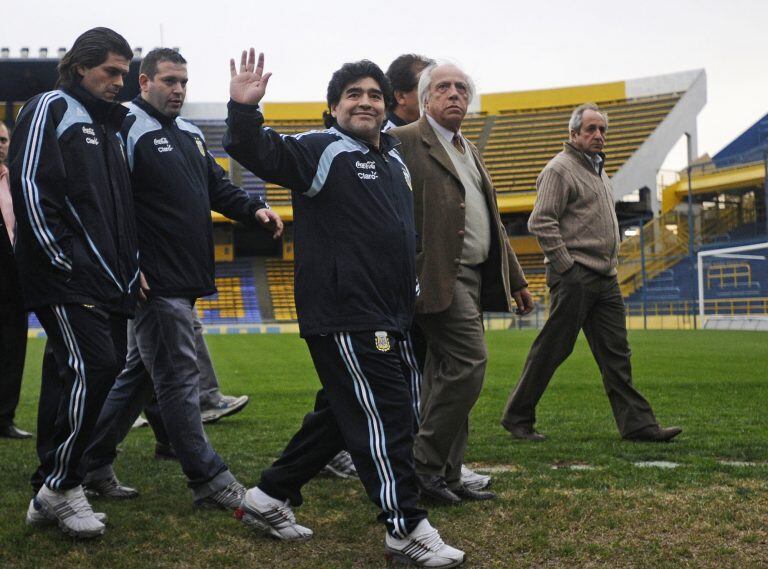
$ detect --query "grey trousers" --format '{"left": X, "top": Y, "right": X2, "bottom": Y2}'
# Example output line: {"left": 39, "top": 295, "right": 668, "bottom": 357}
{"left": 501, "top": 264, "right": 658, "bottom": 437}
{"left": 194, "top": 315, "right": 224, "bottom": 409}
{"left": 86, "top": 297, "right": 234, "bottom": 500}
{"left": 414, "top": 265, "right": 487, "bottom": 488}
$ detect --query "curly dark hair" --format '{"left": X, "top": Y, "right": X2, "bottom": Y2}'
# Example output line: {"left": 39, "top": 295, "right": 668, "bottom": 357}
{"left": 323, "top": 60, "right": 393, "bottom": 128}
{"left": 385, "top": 54, "right": 434, "bottom": 111}
{"left": 57, "top": 27, "right": 133, "bottom": 88}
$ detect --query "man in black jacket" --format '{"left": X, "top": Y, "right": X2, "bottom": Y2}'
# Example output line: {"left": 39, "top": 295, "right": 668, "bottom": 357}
{"left": 80, "top": 48, "right": 282, "bottom": 509}
{"left": 224, "top": 50, "right": 464, "bottom": 568}
{"left": 383, "top": 54, "right": 433, "bottom": 131}
{"left": 0, "top": 120, "right": 32, "bottom": 440}
{"left": 9, "top": 27, "right": 139, "bottom": 539}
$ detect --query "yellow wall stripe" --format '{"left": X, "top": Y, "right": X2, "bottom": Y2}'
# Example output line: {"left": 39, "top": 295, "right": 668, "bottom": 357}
{"left": 481, "top": 81, "right": 627, "bottom": 114}
{"left": 262, "top": 102, "right": 327, "bottom": 121}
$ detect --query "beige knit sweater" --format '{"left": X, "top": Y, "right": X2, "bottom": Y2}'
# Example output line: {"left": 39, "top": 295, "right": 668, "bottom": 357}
{"left": 528, "top": 142, "right": 620, "bottom": 276}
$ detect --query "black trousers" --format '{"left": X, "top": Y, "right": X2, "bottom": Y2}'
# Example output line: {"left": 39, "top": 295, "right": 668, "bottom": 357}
{"left": 403, "top": 325, "right": 426, "bottom": 428}
{"left": 259, "top": 331, "right": 427, "bottom": 538}
{"left": 0, "top": 309, "right": 28, "bottom": 428}
{"left": 31, "top": 305, "right": 123, "bottom": 491}
{"left": 502, "top": 264, "right": 658, "bottom": 437}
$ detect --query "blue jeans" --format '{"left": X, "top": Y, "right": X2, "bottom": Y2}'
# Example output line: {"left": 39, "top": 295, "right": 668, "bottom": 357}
{"left": 84, "top": 297, "right": 234, "bottom": 500}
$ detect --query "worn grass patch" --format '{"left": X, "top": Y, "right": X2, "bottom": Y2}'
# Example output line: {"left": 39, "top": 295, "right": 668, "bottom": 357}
{"left": 0, "top": 330, "right": 766, "bottom": 567}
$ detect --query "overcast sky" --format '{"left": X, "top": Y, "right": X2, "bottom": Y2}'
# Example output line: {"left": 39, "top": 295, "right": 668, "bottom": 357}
{"left": 5, "top": 0, "right": 767, "bottom": 170}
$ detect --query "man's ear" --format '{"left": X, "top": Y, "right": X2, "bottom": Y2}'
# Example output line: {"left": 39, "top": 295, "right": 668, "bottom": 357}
{"left": 138, "top": 73, "right": 150, "bottom": 92}
{"left": 330, "top": 103, "right": 338, "bottom": 118}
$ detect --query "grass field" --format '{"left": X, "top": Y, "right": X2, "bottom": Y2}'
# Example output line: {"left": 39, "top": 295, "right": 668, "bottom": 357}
{"left": 0, "top": 329, "right": 766, "bottom": 568}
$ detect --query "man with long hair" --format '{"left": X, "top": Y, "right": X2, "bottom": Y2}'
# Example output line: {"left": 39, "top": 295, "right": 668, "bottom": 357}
{"left": 8, "top": 27, "right": 139, "bottom": 538}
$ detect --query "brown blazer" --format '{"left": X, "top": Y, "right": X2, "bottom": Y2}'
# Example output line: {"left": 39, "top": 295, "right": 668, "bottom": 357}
{"left": 392, "top": 116, "right": 527, "bottom": 314}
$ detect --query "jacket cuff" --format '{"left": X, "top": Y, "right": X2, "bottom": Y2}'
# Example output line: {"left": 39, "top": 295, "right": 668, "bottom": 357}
{"left": 227, "top": 99, "right": 264, "bottom": 122}
{"left": 547, "top": 246, "right": 575, "bottom": 274}
{"left": 243, "top": 199, "right": 268, "bottom": 226}
{"left": 510, "top": 277, "right": 528, "bottom": 293}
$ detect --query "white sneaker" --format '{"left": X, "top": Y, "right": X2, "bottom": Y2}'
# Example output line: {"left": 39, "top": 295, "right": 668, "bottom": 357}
{"left": 131, "top": 415, "right": 149, "bottom": 429}
{"left": 385, "top": 519, "right": 465, "bottom": 567}
{"left": 34, "top": 485, "right": 106, "bottom": 538}
{"left": 195, "top": 481, "right": 246, "bottom": 510}
{"left": 201, "top": 395, "right": 249, "bottom": 424}
{"left": 235, "top": 486, "right": 313, "bottom": 541}
{"left": 26, "top": 498, "right": 107, "bottom": 526}
{"left": 460, "top": 465, "right": 491, "bottom": 491}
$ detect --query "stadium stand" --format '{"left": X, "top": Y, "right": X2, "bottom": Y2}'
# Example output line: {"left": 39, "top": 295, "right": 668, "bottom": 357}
{"left": 174, "top": 70, "right": 710, "bottom": 325}
{"left": 14, "top": 64, "right": 765, "bottom": 330}
{"left": 265, "top": 258, "right": 297, "bottom": 321}
{"left": 196, "top": 260, "right": 262, "bottom": 325}
{"left": 482, "top": 94, "right": 681, "bottom": 198}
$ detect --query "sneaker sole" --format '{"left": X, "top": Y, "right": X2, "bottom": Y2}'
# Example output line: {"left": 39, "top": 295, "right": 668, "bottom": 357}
{"left": 385, "top": 548, "right": 465, "bottom": 567}
{"left": 27, "top": 499, "right": 108, "bottom": 527}
{"left": 84, "top": 488, "right": 139, "bottom": 500}
{"left": 234, "top": 506, "right": 312, "bottom": 542}
{"left": 319, "top": 465, "right": 357, "bottom": 479}
{"left": 195, "top": 498, "right": 237, "bottom": 511}
{"left": 201, "top": 398, "right": 249, "bottom": 424}
{"left": 462, "top": 478, "right": 491, "bottom": 491}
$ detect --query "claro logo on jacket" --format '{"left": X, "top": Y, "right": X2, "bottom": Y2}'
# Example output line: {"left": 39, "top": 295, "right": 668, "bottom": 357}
{"left": 82, "top": 126, "right": 99, "bottom": 146}
{"left": 356, "top": 160, "right": 378, "bottom": 180}
{"left": 154, "top": 137, "right": 173, "bottom": 153}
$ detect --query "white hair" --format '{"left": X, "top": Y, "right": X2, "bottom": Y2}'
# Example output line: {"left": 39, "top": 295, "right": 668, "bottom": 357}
{"left": 417, "top": 61, "right": 476, "bottom": 115}
{"left": 569, "top": 103, "right": 609, "bottom": 132}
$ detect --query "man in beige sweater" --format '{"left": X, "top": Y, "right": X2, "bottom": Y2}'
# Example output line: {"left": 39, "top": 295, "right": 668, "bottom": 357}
{"left": 501, "top": 103, "right": 682, "bottom": 443}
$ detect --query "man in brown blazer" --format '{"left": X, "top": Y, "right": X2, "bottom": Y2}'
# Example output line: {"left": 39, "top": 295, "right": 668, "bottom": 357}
{"left": 392, "top": 63, "right": 534, "bottom": 505}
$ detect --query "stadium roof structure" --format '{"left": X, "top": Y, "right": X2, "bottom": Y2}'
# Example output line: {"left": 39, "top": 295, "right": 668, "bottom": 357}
{"left": 662, "top": 100, "right": 768, "bottom": 213}
{"left": 185, "top": 69, "right": 706, "bottom": 222}
{"left": 713, "top": 112, "right": 768, "bottom": 168}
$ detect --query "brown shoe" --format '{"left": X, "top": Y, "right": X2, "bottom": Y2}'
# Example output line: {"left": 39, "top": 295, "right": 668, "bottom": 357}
{"left": 623, "top": 425, "right": 682, "bottom": 442}
{"left": 509, "top": 425, "right": 546, "bottom": 442}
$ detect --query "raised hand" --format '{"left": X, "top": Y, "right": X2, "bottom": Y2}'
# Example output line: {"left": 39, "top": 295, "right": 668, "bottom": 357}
{"left": 229, "top": 48, "right": 272, "bottom": 106}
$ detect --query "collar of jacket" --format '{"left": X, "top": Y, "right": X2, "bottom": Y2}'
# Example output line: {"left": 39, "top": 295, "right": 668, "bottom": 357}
{"left": 64, "top": 83, "right": 128, "bottom": 128}
{"left": 563, "top": 141, "right": 607, "bottom": 174}
{"left": 332, "top": 123, "right": 401, "bottom": 155}
{"left": 415, "top": 114, "right": 465, "bottom": 184}
{"left": 132, "top": 96, "right": 177, "bottom": 126}
{"left": 386, "top": 111, "right": 408, "bottom": 128}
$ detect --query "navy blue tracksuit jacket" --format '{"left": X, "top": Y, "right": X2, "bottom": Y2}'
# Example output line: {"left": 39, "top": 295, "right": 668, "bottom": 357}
{"left": 224, "top": 101, "right": 416, "bottom": 337}
{"left": 122, "top": 97, "right": 268, "bottom": 300}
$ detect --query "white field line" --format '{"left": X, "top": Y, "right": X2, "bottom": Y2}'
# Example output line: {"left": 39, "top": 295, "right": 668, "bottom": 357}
{"left": 466, "top": 460, "right": 767, "bottom": 473}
